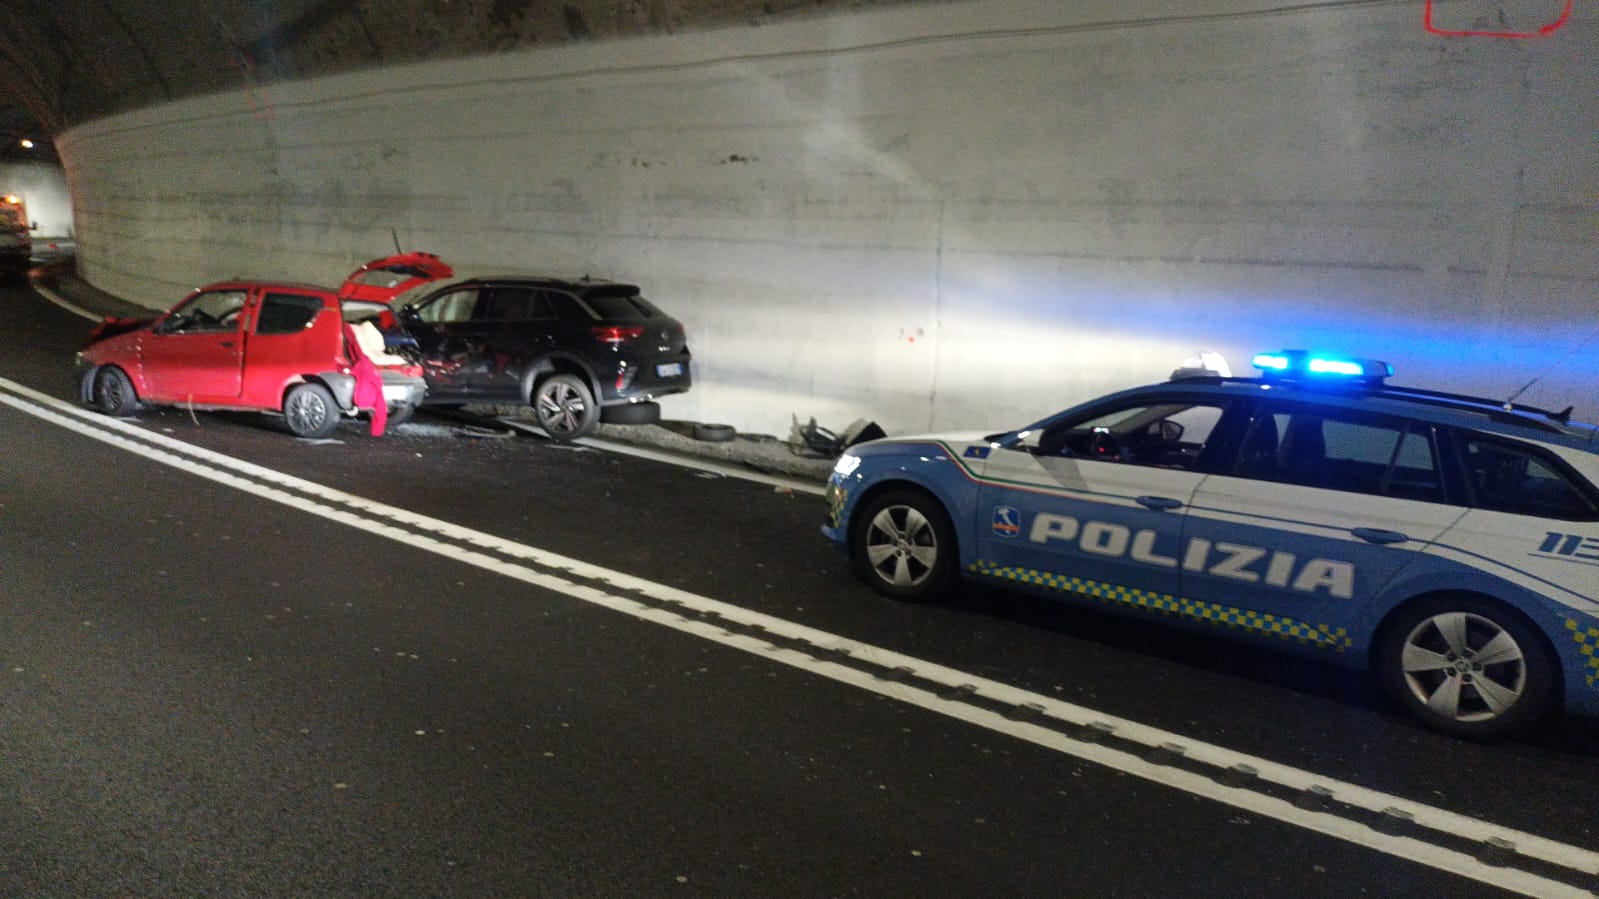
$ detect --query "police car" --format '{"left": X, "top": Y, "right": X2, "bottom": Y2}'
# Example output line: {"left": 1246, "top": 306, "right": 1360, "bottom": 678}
{"left": 822, "top": 351, "right": 1599, "bottom": 739}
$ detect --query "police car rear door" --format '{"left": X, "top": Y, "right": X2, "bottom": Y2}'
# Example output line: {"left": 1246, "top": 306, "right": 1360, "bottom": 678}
{"left": 973, "top": 395, "right": 1232, "bottom": 603}
{"left": 1435, "top": 433, "right": 1599, "bottom": 620}
{"left": 1183, "top": 400, "right": 1466, "bottom": 652}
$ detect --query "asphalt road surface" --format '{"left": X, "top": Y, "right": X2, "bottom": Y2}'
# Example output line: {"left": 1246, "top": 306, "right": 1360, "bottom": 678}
{"left": 3, "top": 276, "right": 1597, "bottom": 897}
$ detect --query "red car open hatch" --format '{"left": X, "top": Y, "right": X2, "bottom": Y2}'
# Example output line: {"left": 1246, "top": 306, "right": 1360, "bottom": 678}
{"left": 337, "top": 252, "right": 454, "bottom": 303}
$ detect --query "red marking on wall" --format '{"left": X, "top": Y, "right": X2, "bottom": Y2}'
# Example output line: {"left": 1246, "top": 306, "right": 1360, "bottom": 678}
{"left": 234, "top": 51, "right": 277, "bottom": 119}
{"left": 1424, "top": 0, "right": 1572, "bottom": 37}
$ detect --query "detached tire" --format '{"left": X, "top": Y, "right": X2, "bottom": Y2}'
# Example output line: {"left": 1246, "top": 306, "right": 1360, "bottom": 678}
{"left": 850, "top": 489, "right": 957, "bottom": 602}
{"left": 283, "top": 383, "right": 341, "bottom": 438}
{"left": 91, "top": 366, "right": 139, "bottom": 417}
{"left": 693, "top": 423, "right": 736, "bottom": 443}
{"left": 1375, "top": 594, "right": 1556, "bottom": 740}
{"left": 532, "top": 373, "right": 598, "bottom": 441}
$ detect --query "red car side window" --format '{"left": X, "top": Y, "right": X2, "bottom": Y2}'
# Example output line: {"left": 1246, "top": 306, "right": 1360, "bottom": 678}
{"left": 257, "top": 293, "right": 323, "bottom": 334}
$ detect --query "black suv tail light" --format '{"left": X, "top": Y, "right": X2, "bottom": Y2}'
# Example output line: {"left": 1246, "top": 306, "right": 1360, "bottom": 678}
{"left": 593, "top": 325, "right": 646, "bottom": 346}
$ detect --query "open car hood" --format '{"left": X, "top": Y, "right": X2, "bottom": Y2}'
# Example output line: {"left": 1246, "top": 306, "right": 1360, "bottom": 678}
{"left": 87, "top": 315, "right": 156, "bottom": 344}
{"left": 337, "top": 252, "right": 454, "bottom": 303}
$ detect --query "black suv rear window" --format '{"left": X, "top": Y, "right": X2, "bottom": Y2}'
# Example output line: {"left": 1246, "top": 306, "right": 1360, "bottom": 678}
{"left": 574, "top": 287, "right": 656, "bottom": 321}
{"left": 486, "top": 287, "right": 556, "bottom": 321}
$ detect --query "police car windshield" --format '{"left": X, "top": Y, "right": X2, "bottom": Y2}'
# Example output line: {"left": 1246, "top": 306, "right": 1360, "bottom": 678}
{"left": 1052, "top": 403, "right": 1199, "bottom": 439}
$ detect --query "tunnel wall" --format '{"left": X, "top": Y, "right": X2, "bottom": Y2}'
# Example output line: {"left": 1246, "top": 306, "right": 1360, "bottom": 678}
{"left": 56, "top": 0, "right": 1599, "bottom": 436}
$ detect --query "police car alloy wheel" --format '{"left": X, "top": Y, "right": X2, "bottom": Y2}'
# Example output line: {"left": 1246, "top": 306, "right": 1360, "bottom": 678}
{"left": 851, "top": 489, "right": 956, "bottom": 601}
{"left": 1376, "top": 595, "right": 1557, "bottom": 740}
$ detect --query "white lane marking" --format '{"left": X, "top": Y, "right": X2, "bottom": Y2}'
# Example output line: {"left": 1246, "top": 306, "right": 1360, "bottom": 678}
{"left": 1, "top": 377, "right": 1594, "bottom": 897}
{"left": 30, "top": 277, "right": 106, "bottom": 322}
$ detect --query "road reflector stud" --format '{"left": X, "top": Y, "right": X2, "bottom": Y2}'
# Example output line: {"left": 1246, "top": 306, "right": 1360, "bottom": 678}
{"left": 1295, "top": 784, "right": 1335, "bottom": 811}
{"left": 1074, "top": 721, "right": 1117, "bottom": 743}
{"left": 1144, "top": 743, "right": 1187, "bottom": 766}
{"left": 1373, "top": 806, "right": 1416, "bottom": 836}
{"left": 1475, "top": 836, "right": 1518, "bottom": 868}
{"left": 1218, "top": 763, "right": 1259, "bottom": 787}
{"left": 1005, "top": 702, "right": 1046, "bottom": 722}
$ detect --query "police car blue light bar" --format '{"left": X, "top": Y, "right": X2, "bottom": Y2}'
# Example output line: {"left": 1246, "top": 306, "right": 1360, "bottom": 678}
{"left": 1308, "top": 358, "right": 1364, "bottom": 376}
{"left": 1251, "top": 350, "right": 1392, "bottom": 382}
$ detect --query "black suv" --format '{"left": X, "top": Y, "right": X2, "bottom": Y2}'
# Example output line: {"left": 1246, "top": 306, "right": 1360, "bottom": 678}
{"left": 393, "top": 275, "right": 692, "bottom": 440}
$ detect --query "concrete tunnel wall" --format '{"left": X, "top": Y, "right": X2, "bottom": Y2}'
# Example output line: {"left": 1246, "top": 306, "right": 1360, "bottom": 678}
{"left": 56, "top": 0, "right": 1599, "bottom": 438}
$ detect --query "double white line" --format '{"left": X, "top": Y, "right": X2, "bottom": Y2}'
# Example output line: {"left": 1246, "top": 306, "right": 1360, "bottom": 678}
{"left": 2, "top": 374, "right": 1595, "bottom": 897}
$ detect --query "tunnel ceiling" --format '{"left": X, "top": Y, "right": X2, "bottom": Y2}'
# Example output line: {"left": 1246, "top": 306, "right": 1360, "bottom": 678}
{"left": 0, "top": 0, "right": 932, "bottom": 137}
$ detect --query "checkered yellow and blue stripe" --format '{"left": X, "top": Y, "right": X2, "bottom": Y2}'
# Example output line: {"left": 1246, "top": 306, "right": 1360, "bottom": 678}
{"left": 972, "top": 560, "right": 1353, "bottom": 651}
{"left": 826, "top": 484, "right": 849, "bottom": 529}
{"left": 1566, "top": 619, "right": 1599, "bottom": 688}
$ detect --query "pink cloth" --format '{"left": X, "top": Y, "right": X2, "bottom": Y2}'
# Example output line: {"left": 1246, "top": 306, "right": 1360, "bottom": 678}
{"left": 344, "top": 324, "right": 388, "bottom": 437}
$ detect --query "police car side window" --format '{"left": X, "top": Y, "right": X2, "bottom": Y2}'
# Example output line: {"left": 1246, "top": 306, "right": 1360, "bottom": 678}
{"left": 1460, "top": 436, "right": 1599, "bottom": 520}
{"left": 1232, "top": 406, "right": 1443, "bottom": 502}
{"left": 1384, "top": 427, "right": 1444, "bottom": 501}
{"left": 1035, "top": 400, "right": 1227, "bottom": 470}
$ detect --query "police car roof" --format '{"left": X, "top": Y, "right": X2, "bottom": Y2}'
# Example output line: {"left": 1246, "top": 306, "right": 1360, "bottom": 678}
{"left": 1153, "top": 374, "right": 1599, "bottom": 451}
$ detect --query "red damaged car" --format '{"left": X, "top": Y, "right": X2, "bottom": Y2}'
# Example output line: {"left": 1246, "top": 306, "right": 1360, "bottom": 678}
{"left": 74, "top": 278, "right": 427, "bottom": 438}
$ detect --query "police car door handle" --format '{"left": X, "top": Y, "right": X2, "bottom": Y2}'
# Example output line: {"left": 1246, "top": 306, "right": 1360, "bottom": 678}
{"left": 1136, "top": 495, "right": 1184, "bottom": 511}
{"left": 1352, "top": 527, "right": 1408, "bottom": 545}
